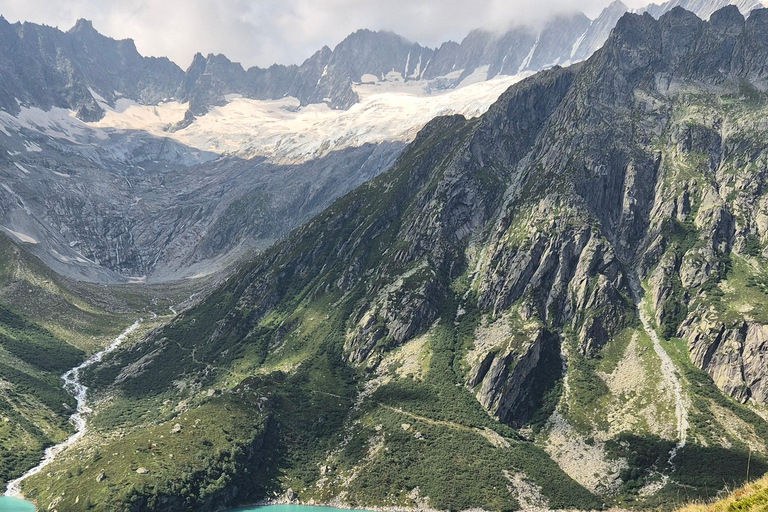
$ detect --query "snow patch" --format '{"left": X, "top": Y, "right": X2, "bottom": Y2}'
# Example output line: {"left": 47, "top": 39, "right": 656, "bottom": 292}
{"left": 570, "top": 27, "right": 589, "bottom": 59}
{"left": 457, "top": 65, "right": 491, "bottom": 88}
{"left": 3, "top": 228, "right": 37, "bottom": 244}
{"left": 91, "top": 100, "right": 187, "bottom": 131}
{"left": 518, "top": 36, "right": 540, "bottom": 73}
{"left": 89, "top": 73, "right": 527, "bottom": 163}
{"left": 24, "top": 141, "right": 42, "bottom": 152}
{"left": 404, "top": 52, "right": 411, "bottom": 77}
{"left": 411, "top": 54, "right": 423, "bottom": 79}
{"left": 13, "top": 162, "right": 29, "bottom": 174}
{"left": 0, "top": 106, "right": 101, "bottom": 143}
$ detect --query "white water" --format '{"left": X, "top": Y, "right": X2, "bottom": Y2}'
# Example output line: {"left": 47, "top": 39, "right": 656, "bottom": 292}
{"left": 3, "top": 320, "right": 142, "bottom": 497}
{"left": 629, "top": 275, "right": 689, "bottom": 462}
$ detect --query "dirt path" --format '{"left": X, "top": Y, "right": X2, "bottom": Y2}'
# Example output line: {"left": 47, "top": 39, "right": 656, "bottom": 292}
{"left": 381, "top": 405, "right": 510, "bottom": 448}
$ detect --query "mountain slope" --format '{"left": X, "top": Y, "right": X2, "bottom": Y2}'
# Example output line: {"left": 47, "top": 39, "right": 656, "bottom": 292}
{"left": 15, "top": 6, "right": 768, "bottom": 512}
{"left": 22, "top": 69, "right": 603, "bottom": 512}
{"left": 0, "top": 232, "right": 167, "bottom": 484}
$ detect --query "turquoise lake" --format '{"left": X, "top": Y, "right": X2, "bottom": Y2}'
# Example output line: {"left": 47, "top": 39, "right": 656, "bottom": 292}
{"left": 0, "top": 500, "right": 375, "bottom": 512}
{"left": 229, "top": 506, "right": 371, "bottom": 512}
{"left": 0, "top": 497, "right": 36, "bottom": 512}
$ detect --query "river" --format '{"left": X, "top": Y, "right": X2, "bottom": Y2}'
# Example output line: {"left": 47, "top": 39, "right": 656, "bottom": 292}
{"left": 0, "top": 321, "right": 378, "bottom": 512}
{"left": 2, "top": 320, "right": 142, "bottom": 501}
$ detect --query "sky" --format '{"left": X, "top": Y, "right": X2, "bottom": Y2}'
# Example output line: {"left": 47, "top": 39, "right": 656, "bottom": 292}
{"left": 0, "top": 0, "right": 654, "bottom": 70}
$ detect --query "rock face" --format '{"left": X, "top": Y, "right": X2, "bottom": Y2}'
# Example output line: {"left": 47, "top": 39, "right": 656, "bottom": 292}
{"left": 684, "top": 320, "right": 768, "bottom": 403}
{"left": 466, "top": 314, "right": 549, "bottom": 426}
{"left": 0, "top": 17, "right": 182, "bottom": 120}
{"left": 0, "top": 135, "right": 403, "bottom": 282}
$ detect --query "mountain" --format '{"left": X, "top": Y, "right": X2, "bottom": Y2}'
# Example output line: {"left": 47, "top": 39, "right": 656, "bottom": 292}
{"left": 0, "top": 69, "right": 524, "bottom": 282}
{"left": 0, "top": 0, "right": 765, "bottom": 285}
{"left": 1, "top": 0, "right": 763, "bottom": 123}
{"left": 15, "top": 5, "right": 768, "bottom": 512}
{"left": 140, "top": 0, "right": 768, "bottom": 120}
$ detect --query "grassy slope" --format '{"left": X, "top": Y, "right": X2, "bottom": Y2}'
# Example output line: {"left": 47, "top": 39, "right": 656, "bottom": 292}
{"left": 678, "top": 473, "right": 768, "bottom": 512}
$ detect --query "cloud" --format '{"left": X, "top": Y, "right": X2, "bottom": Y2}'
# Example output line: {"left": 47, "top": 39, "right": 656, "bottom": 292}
{"left": 0, "top": 0, "right": 651, "bottom": 69}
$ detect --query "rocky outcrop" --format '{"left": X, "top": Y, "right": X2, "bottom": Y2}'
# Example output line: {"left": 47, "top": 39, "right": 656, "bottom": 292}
{"left": 470, "top": 327, "right": 547, "bottom": 425}
{"left": 683, "top": 320, "right": 768, "bottom": 403}
{"left": 464, "top": 304, "right": 556, "bottom": 426}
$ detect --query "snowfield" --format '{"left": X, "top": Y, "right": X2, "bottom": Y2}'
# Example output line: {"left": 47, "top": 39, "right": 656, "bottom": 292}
{"left": 171, "top": 74, "right": 530, "bottom": 163}
{"left": 0, "top": 73, "right": 530, "bottom": 164}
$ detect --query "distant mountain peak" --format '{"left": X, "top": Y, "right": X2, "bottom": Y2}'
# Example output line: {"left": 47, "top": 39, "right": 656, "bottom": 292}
{"left": 69, "top": 18, "right": 96, "bottom": 33}
{"left": 607, "top": 0, "right": 629, "bottom": 9}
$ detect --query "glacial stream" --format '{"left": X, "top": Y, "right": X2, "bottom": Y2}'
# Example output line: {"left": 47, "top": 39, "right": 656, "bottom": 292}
{"left": 3, "top": 320, "right": 142, "bottom": 499}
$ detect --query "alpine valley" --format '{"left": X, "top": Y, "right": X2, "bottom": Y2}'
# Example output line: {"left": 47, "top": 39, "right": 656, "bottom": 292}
{"left": 4, "top": 1, "right": 768, "bottom": 512}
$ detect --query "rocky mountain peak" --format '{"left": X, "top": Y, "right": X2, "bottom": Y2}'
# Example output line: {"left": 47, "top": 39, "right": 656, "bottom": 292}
{"left": 606, "top": 0, "right": 630, "bottom": 11}
{"left": 602, "top": 11, "right": 661, "bottom": 73}
{"left": 709, "top": 4, "right": 746, "bottom": 30}
{"left": 748, "top": 6, "right": 768, "bottom": 26}
{"left": 0, "top": 0, "right": 761, "bottom": 124}
{"left": 68, "top": 18, "right": 96, "bottom": 33}
{"left": 204, "top": 53, "right": 244, "bottom": 71}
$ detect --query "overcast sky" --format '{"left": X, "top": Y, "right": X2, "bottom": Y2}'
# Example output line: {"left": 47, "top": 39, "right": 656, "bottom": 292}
{"left": 0, "top": 0, "right": 653, "bottom": 70}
